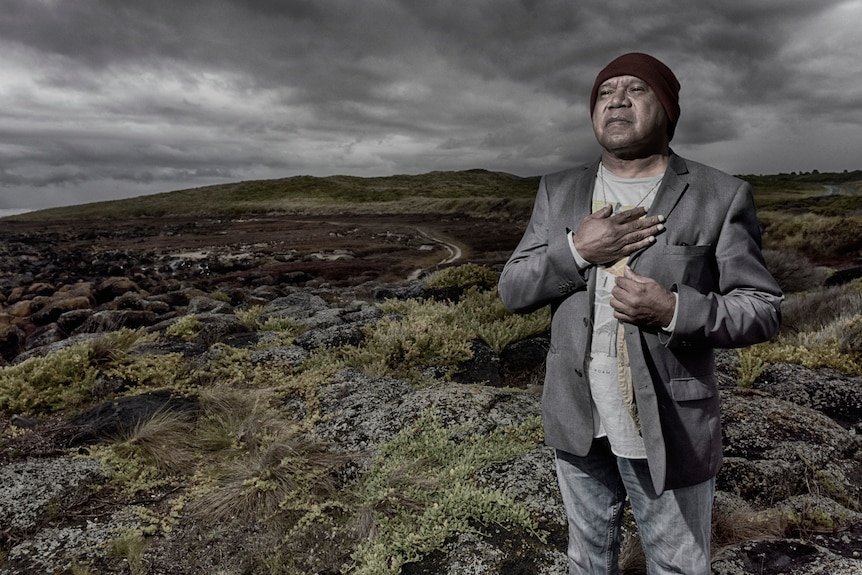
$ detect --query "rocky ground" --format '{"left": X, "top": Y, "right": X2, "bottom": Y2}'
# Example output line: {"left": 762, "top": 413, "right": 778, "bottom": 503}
{"left": 1, "top": 213, "right": 861, "bottom": 574}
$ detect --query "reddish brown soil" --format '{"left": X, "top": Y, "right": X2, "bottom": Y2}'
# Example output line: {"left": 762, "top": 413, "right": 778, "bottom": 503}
{"left": 3, "top": 213, "right": 527, "bottom": 289}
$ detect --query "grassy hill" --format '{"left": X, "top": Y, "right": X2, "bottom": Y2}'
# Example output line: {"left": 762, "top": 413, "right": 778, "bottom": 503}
{"left": 741, "top": 170, "right": 862, "bottom": 215}
{"left": 5, "top": 168, "right": 862, "bottom": 222}
{"left": 6, "top": 169, "right": 541, "bottom": 222}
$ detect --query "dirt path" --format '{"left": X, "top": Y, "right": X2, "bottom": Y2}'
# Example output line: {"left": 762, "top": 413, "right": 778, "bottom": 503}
{"left": 408, "top": 227, "right": 465, "bottom": 280}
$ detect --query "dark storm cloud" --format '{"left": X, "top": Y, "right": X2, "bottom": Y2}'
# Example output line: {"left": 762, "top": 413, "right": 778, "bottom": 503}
{"left": 0, "top": 0, "right": 859, "bottom": 209}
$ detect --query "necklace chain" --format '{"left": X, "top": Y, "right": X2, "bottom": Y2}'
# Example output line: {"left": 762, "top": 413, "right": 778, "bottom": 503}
{"left": 599, "top": 163, "right": 663, "bottom": 213}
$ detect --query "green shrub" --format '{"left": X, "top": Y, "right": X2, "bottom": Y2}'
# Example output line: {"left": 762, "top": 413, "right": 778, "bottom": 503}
{"left": 745, "top": 341, "right": 862, "bottom": 377}
{"left": 235, "top": 305, "right": 264, "bottom": 330}
{"left": 452, "top": 287, "right": 550, "bottom": 353}
{"left": 260, "top": 316, "right": 306, "bottom": 335}
{"left": 347, "top": 285, "right": 548, "bottom": 382}
{"left": 209, "top": 291, "right": 232, "bottom": 304}
{"left": 423, "top": 263, "right": 499, "bottom": 291}
{"left": 0, "top": 343, "right": 98, "bottom": 414}
{"left": 165, "top": 315, "right": 202, "bottom": 342}
{"left": 343, "top": 306, "right": 474, "bottom": 381}
{"left": 846, "top": 278, "right": 862, "bottom": 295}
{"left": 349, "top": 411, "right": 544, "bottom": 574}
{"left": 0, "top": 328, "right": 177, "bottom": 415}
{"left": 737, "top": 346, "right": 768, "bottom": 388}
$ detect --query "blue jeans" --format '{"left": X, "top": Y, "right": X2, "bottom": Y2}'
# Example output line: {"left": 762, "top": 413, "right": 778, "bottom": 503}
{"left": 555, "top": 440, "right": 714, "bottom": 575}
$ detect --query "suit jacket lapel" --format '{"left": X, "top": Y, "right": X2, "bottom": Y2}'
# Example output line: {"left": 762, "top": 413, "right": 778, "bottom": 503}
{"left": 569, "top": 161, "right": 598, "bottom": 223}
{"left": 648, "top": 152, "right": 689, "bottom": 221}
{"left": 630, "top": 153, "right": 688, "bottom": 267}
{"left": 575, "top": 162, "right": 599, "bottom": 297}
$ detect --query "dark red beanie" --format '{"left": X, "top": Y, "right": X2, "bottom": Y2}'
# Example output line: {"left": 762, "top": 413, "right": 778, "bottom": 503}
{"left": 590, "top": 52, "right": 681, "bottom": 139}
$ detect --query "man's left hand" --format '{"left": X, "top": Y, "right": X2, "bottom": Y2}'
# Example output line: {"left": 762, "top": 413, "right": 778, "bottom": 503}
{"left": 611, "top": 266, "right": 676, "bottom": 327}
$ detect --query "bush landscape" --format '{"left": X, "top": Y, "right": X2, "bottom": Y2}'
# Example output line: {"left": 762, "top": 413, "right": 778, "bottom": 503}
{"left": 1, "top": 168, "right": 861, "bottom": 574}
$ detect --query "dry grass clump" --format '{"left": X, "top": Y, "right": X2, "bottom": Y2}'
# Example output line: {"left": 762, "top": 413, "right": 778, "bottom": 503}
{"left": 190, "top": 390, "right": 349, "bottom": 531}
{"left": 762, "top": 249, "right": 829, "bottom": 294}
{"left": 90, "top": 407, "right": 199, "bottom": 497}
{"left": 110, "top": 408, "right": 198, "bottom": 476}
{"left": 779, "top": 286, "right": 862, "bottom": 338}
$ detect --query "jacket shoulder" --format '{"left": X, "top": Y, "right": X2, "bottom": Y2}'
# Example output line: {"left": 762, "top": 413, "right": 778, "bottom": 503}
{"left": 673, "top": 155, "right": 747, "bottom": 189}
{"left": 542, "top": 162, "right": 593, "bottom": 187}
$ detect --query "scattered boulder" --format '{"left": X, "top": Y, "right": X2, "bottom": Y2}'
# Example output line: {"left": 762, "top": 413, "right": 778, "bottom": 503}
{"left": 0, "top": 458, "right": 106, "bottom": 532}
{"left": 94, "top": 277, "right": 146, "bottom": 305}
{"left": 499, "top": 332, "right": 550, "bottom": 389}
{"left": 0, "top": 324, "right": 25, "bottom": 362}
{"left": 30, "top": 296, "right": 92, "bottom": 326}
{"left": 452, "top": 338, "right": 502, "bottom": 387}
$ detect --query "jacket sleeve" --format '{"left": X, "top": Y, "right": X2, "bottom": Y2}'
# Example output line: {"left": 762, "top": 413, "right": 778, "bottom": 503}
{"left": 667, "top": 181, "right": 783, "bottom": 348}
{"left": 498, "top": 175, "right": 588, "bottom": 314}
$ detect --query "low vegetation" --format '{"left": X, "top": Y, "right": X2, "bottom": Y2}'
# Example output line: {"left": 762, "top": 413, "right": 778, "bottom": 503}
{"left": 2, "top": 168, "right": 861, "bottom": 573}
{"left": 3, "top": 255, "right": 859, "bottom": 571}
{"left": 738, "top": 279, "right": 862, "bottom": 384}
{"left": 0, "top": 264, "right": 552, "bottom": 573}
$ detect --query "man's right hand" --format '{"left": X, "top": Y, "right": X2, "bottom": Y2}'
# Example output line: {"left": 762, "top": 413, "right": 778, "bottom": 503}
{"left": 573, "top": 205, "right": 666, "bottom": 265}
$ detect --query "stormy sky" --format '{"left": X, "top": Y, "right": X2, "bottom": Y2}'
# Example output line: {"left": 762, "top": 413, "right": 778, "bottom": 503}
{"left": 1, "top": 0, "right": 860, "bottom": 210}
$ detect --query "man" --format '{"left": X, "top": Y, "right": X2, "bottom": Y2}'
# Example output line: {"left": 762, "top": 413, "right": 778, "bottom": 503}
{"left": 498, "top": 53, "right": 782, "bottom": 574}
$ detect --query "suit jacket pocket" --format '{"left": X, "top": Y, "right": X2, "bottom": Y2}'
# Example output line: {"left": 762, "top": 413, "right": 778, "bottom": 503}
{"left": 669, "top": 376, "right": 716, "bottom": 402}
{"left": 642, "top": 244, "right": 715, "bottom": 289}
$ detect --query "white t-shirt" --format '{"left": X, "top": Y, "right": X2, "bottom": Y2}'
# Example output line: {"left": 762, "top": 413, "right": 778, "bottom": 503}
{"left": 587, "top": 166, "right": 662, "bottom": 459}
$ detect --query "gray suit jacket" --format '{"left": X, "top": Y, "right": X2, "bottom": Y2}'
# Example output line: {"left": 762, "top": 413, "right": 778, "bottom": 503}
{"left": 498, "top": 153, "right": 782, "bottom": 493}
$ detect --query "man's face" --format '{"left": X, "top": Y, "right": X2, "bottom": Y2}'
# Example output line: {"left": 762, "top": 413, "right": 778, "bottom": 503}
{"left": 591, "top": 75, "right": 669, "bottom": 157}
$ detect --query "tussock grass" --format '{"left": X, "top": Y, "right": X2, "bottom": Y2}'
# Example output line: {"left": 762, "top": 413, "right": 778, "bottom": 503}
{"left": 107, "top": 531, "right": 147, "bottom": 575}
{"left": 192, "top": 420, "right": 345, "bottom": 529}
{"left": 111, "top": 408, "right": 198, "bottom": 475}
{"left": 92, "top": 407, "right": 198, "bottom": 495}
